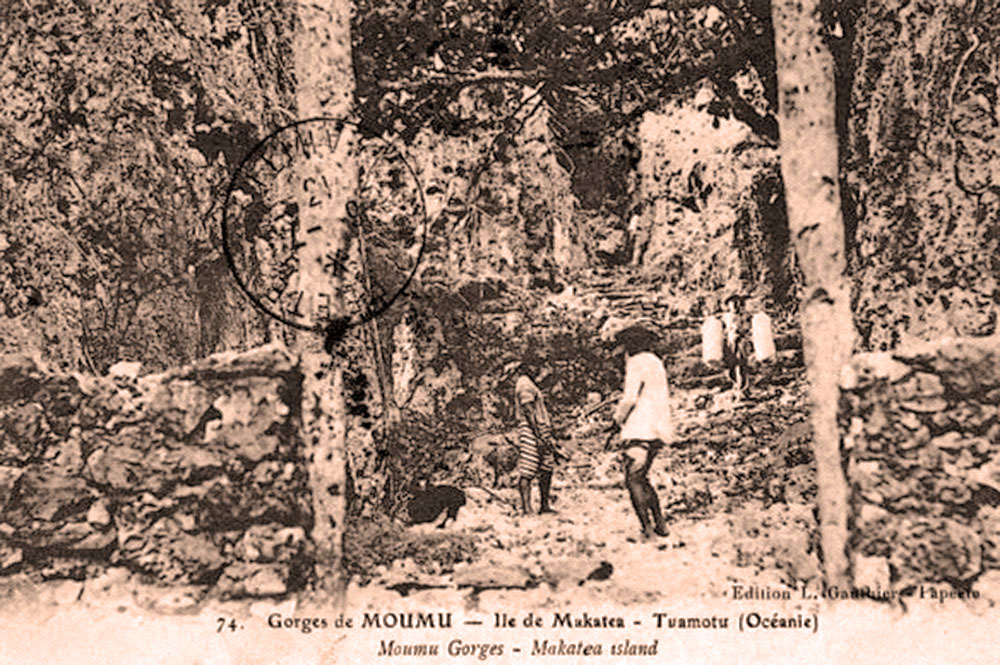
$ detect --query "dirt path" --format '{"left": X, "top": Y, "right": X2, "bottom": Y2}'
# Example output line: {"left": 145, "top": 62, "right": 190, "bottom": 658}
{"left": 362, "top": 381, "right": 815, "bottom": 606}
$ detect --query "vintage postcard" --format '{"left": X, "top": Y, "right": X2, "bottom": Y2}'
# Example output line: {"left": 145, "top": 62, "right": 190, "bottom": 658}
{"left": 1, "top": 0, "right": 998, "bottom": 663}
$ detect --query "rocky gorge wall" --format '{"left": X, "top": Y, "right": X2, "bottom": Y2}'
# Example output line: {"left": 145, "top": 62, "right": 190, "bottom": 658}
{"left": 633, "top": 81, "right": 799, "bottom": 313}
{"left": 0, "top": 0, "right": 300, "bottom": 374}
{"left": 840, "top": 337, "right": 1000, "bottom": 595}
{"left": 847, "top": 0, "right": 1000, "bottom": 349}
{"left": 0, "top": 344, "right": 315, "bottom": 598}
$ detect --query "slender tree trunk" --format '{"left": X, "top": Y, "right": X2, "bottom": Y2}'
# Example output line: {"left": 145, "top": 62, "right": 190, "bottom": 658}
{"left": 292, "top": 0, "right": 356, "bottom": 592}
{"left": 771, "top": 0, "right": 856, "bottom": 588}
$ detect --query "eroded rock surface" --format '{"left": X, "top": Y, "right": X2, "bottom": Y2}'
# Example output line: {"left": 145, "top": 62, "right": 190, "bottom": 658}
{"left": 842, "top": 337, "right": 1000, "bottom": 591}
{"left": 0, "top": 345, "right": 312, "bottom": 596}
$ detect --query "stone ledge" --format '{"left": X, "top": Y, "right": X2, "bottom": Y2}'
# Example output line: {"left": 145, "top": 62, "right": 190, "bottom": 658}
{"left": 842, "top": 336, "right": 1000, "bottom": 594}
{"left": 0, "top": 345, "right": 315, "bottom": 597}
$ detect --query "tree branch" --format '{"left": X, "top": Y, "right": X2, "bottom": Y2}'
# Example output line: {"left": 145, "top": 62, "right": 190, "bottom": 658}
{"left": 712, "top": 74, "right": 779, "bottom": 142}
{"left": 647, "top": 0, "right": 727, "bottom": 11}
{"left": 375, "top": 68, "right": 545, "bottom": 91}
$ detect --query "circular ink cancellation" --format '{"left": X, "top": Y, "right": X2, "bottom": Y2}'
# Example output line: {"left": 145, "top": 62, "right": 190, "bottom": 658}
{"left": 220, "top": 117, "right": 427, "bottom": 339}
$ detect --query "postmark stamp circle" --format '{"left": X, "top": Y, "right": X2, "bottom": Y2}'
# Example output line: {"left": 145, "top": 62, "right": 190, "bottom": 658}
{"left": 220, "top": 117, "right": 427, "bottom": 337}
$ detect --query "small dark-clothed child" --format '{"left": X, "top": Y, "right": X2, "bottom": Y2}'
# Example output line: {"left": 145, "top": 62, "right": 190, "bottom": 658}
{"left": 722, "top": 294, "right": 752, "bottom": 400}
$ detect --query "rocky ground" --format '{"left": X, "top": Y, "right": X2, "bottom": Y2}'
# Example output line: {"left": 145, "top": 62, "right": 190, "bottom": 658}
{"left": 361, "top": 358, "right": 819, "bottom": 601}
{"left": 5, "top": 360, "right": 1000, "bottom": 665}
{"left": 3, "top": 277, "right": 993, "bottom": 665}
{"left": 0, "top": 354, "right": 820, "bottom": 645}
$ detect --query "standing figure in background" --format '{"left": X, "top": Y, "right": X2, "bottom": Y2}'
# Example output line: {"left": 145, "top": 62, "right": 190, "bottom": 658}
{"left": 514, "top": 372, "right": 559, "bottom": 515}
{"left": 722, "top": 294, "right": 752, "bottom": 401}
{"left": 627, "top": 203, "right": 648, "bottom": 266}
{"left": 607, "top": 325, "right": 672, "bottom": 540}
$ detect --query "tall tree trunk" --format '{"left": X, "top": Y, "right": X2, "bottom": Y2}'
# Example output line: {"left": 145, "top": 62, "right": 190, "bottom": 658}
{"left": 292, "top": 0, "right": 356, "bottom": 593}
{"left": 771, "top": 0, "right": 856, "bottom": 588}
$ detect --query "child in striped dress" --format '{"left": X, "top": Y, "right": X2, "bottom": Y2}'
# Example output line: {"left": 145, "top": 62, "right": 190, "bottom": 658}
{"left": 514, "top": 374, "right": 557, "bottom": 515}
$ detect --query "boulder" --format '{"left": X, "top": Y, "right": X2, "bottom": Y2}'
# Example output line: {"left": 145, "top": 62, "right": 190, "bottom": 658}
{"left": 899, "top": 397, "right": 949, "bottom": 414}
{"left": 378, "top": 556, "right": 449, "bottom": 592}
{"left": 107, "top": 361, "right": 142, "bottom": 380}
{"left": 144, "top": 587, "right": 206, "bottom": 614}
{"left": 891, "top": 519, "right": 982, "bottom": 586}
{"left": 853, "top": 554, "right": 891, "bottom": 592}
{"left": 174, "top": 447, "right": 225, "bottom": 481}
{"left": 894, "top": 372, "right": 945, "bottom": 400}
{"left": 80, "top": 566, "right": 131, "bottom": 602}
{"left": 0, "top": 354, "right": 43, "bottom": 403}
{"left": 234, "top": 525, "right": 306, "bottom": 563}
{"left": 16, "top": 521, "right": 119, "bottom": 552}
{"left": 0, "top": 541, "right": 22, "bottom": 571}
{"left": 86, "top": 447, "right": 145, "bottom": 489}
{"left": 974, "top": 570, "right": 1000, "bottom": 603}
{"left": 0, "top": 343, "right": 308, "bottom": 591}
{"left": 846, "top": 353, "right": 911, "bottom": 385}
{"left": 118, "top": 518, "right": 226, "bottom": 584}
{"left": 8, "top": 467, "right": 94, "bottom": 524}
{"left": 217, "top": 562, "right": 290, "bottom": 598}
{"left": 0, "top": 466, "right": 24, "bottom": 510}
{"left": 86, "top": 498, "right": 112, "bottom": 527}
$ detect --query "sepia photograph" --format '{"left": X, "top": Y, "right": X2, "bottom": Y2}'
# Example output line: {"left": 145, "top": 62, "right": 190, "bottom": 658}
{"left": 1, "top": 0, "right": 999, "bottom": 662}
